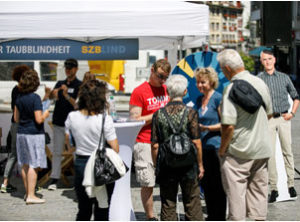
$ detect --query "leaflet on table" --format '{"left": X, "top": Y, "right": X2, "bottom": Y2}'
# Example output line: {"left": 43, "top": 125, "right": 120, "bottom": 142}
{"left": 42, "top": 99, "right": 51, "bottom": 111}
{"left": 113, "top": 118, "right": 144, "bottom": 123}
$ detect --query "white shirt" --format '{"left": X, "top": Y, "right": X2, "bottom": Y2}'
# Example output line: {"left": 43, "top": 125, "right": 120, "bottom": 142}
{"left": 65, "top": 111, "right": 117, "bottom": 156}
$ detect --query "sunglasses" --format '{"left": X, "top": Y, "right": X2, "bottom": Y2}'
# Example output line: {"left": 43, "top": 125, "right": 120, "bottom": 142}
{"left": 155, "top": 71, "right": 169, "bottom": 80}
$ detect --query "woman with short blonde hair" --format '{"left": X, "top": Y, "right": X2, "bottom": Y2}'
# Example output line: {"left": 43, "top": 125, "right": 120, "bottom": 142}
{"left": 194, "top": 67, "right": 226, "bottom": 220}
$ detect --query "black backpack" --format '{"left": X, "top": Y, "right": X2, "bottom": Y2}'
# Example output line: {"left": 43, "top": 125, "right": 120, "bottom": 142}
{"left": 158, "top": 107, "right": 197, "bottom": 169}
{"left": 229, "top": 79, "right": 266, "bottom": 114}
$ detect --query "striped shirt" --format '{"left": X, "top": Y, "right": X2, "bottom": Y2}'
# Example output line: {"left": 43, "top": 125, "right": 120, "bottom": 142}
{"left": 258, "top": 70, "right": 299, "bottom": 113}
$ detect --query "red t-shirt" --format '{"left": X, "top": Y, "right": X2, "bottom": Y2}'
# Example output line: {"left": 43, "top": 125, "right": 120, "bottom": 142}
{"left": 130, "top": 81, "right": 169, "bottom": 143}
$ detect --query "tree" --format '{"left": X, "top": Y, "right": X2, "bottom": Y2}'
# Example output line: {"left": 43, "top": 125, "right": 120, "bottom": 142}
{"left": 239, "top": 52, "right": 255, "bottom": 72}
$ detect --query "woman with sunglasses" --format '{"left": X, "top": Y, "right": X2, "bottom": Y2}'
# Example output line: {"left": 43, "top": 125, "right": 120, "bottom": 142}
{"left": 194, "top": 67, "right": 227, "bottom": 221}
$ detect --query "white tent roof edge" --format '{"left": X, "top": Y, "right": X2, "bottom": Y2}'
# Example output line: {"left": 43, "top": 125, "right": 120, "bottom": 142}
{"left": 0, "top": 1, "right": 209, "bottom": 50}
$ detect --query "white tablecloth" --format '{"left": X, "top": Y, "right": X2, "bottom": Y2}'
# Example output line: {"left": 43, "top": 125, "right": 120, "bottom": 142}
{"left": 109, "top": 121, "right": 145, "bottom": 221}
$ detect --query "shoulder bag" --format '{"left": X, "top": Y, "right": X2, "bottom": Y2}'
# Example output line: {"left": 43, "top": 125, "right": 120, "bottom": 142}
{"left": 94, "top": 113, "right": 129, "bottom": 186}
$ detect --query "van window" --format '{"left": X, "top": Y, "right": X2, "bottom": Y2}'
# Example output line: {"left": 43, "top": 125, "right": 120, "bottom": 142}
{"left": 0, "top": 62, "right": 34, "bottom": 81}
{"left": 40, "top": 62, "right": 58, "bottom": 81}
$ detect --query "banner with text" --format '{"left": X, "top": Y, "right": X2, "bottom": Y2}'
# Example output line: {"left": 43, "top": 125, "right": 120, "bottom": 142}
{"left": 0, "top": 39, "right": 138, "bottom": 60}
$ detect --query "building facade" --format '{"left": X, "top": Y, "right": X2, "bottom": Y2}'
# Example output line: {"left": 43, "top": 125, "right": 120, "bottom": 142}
{"left": 206, "top": 1, "right": 243, "bottom": 51}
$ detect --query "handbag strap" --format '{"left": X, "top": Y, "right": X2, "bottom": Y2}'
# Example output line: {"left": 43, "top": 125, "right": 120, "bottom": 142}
{"left": 97, "top": 112, "right": 106, "bottom": 151}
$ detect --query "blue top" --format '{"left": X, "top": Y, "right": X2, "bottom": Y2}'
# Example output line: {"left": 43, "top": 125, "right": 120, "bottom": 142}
{"left": 16, "top": 93, "right": 44, "bottom": 134}
{"left": 194, "top": 91, "right": 222, "bottom": 150}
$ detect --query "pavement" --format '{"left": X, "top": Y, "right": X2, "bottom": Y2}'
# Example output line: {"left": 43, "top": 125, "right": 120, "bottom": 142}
{"left": 0, "top": 111, "right": 300, "bottom": 221}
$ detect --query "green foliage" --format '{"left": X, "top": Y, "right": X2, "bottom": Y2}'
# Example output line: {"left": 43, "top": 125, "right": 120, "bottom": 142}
{"left": 239, "top": 52, "right": 255, "bottom": 72}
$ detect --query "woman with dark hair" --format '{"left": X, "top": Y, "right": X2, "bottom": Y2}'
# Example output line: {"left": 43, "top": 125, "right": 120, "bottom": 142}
{"left": 1, "top": 65, "right": 31, "bottom": 193}
{"left": 14, "top": 70, "right": 50, "bottom": 204}
{"left": 65, "top": 79, "right": 119, "bottom": 221}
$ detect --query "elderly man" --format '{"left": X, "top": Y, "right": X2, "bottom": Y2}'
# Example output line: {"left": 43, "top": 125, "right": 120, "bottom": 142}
{"left": 258, "top": 50, "right": 300, "bottom": 203}
{"left": 217, "top": 49, "right": 273, "bottom": 221}
{"left": 129, "top": 59, "right": 171, "bottom": 221}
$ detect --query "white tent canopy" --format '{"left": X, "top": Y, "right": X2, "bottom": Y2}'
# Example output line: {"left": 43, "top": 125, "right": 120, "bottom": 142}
{"left": 0, "top": 1, "right": 209, "bottom": 48}
{"left": 0, "top": 1, "right": 209, "bottom": 66}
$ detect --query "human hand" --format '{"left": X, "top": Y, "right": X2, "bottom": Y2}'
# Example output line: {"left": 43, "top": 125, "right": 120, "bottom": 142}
{"left": 43, "top": 110, "right": 50, "bottom": 119}
{"left": 198, "top": 164, "right": 204, "bottom": 180}
{"left": 218, "top": 150, "right": 225, "bottom": 157}
{"left": 282, "top": 113, "right": 293, "bottom": 121}
{"left": 52, "top": 88, "right": 59, "bottom": 100}
{"left": 199, "top": 124, "right": 209, "bottom": 132}
{"left": 60, "top": 84, "right": 68, "bottom": 96}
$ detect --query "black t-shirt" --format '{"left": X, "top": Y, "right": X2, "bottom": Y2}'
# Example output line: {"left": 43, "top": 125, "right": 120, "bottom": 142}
{"left": 11, "top": 85, "right": 21, "bottom": 123}
{"left": 52, "top": 78, "right": 82, "bottom": 126}
{"left": 16, "top": 93, "right": 44, "bottom": 134}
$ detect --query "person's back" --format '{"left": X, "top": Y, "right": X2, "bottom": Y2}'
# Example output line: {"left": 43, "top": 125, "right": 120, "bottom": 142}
{"left": 222, "top": 71, "right": 272, "bottom": 159}
{"left": 65, "top": 80, "right": 118, "bottom": 221}
{"left": 151, "top": 74, "right": 203, "bottom": 221}
{"left": 218, "top": 49, "right": 273, "bottom": 221}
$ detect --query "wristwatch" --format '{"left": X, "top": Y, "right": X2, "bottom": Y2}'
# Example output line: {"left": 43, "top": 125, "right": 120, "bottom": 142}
{"left": 291, "top": 112, "right": 295, "bottom": 117}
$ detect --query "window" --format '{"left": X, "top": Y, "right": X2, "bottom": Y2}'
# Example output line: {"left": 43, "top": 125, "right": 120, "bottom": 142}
{"left": 211, "top": 22, "right": 215, "bottom": 31}
{"left": 0, "top": 62, "right": 34, "bottom": 81}
{"left": 216, "top": 34, "right": 220, "bottom": 43}
{"left": 216, "top": 23, "right": 219, "bottom": 30}
{"left": 40, "top": 62, "right": 58, "bottom": 81}
{"left": 211, "top": 34, "right": 215, "bottom": 41}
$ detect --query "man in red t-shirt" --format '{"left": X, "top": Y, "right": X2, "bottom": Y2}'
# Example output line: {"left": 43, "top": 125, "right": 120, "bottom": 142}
{"left": 130, "top": 59, "right": 171, "bottom": 220}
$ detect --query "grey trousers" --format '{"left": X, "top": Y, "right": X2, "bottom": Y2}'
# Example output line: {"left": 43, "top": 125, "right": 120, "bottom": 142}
{"left": 3, "top": 122, "right": 18, "bottom": 179}
{"left": 221, "top": 154, "right": 269, "bottom": 221}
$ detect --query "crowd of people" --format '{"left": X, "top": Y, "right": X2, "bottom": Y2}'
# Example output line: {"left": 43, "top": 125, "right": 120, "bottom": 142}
{"left": 1, "top": 48, "right": 299, "bottom": 221}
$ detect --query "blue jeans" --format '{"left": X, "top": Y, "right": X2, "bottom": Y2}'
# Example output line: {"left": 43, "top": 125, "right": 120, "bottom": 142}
{"left": 74, "top": 156, "right": 115, "bottom": 221}
{"left": 3, "top": 123, "right": 18, "bottom": 178}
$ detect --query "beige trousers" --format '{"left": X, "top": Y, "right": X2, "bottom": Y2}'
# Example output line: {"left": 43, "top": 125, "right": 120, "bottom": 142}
{"left": 268, "top": 117, "right": 294, "bottom": 190}
{"left": 220, "top": 154, "right": 269, "bottom": 221}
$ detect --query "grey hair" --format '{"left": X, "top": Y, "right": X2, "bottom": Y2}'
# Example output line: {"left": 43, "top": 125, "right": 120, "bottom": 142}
{"left": 217, "top": 49, "right": 244, "bottom": 71}
{"left": 166, "top": 75, "right": 188, "bottom": 99}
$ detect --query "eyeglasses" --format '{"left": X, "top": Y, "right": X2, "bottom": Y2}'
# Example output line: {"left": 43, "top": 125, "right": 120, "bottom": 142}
{"left": 155, "top": 71, "right": 169, "bottom": 80}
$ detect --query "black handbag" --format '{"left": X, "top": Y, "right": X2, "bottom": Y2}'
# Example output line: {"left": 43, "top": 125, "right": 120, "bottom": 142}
{"left": 94, "top": 113, "right": 129, "bottom": 186}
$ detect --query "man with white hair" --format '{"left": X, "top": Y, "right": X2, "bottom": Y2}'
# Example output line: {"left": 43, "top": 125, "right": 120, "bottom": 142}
{"left": 217, "top": 49, "right": 273, "bottom": 221}
{"left": 258, "top": 50, "right": 299, "bottom": 203}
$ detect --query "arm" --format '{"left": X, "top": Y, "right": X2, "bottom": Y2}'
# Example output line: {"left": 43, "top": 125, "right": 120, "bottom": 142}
{"left": 43, "top": 86, "right": 51, "bottom": 101}
{"left": 283, "top": 99, "right": 300, "bottom": 121}
{"left": 199, "top": 123, "right": 221, "bottom": 132}
{"left": 34, "top": 110, "right": 50, "bottom": 124}
{"left": 129, "top": 105, "right": 153, "bottom": 125}
{"left": 151, "top": 143, "right": 159, "bottom": 167}
{"left": 107, "top": 139, "right": 119, "bottom": 153}
{"left": 219, "top": 124, "right": 235, "bottom": 157}
{"left": 61, "top": 84, "right": 77, "bottom": 108}
{"left": 192, "top": 138, "right": 204, "bottom": 179}
{"left": 14, "top": 106, "right": 19, "bottom": 123}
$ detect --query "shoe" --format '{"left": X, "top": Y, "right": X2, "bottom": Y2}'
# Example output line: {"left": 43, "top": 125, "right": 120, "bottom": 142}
{"left": 289, "top": 187, "right": 297, "bottom": 198}
{"left": 268, "top": 190, "right": 278, "bottom": 203}
{"left": 147, "top": 217, "right": 159, "bottom": 221}
{"left": 35, "top": 186, "right": 42, "bottom": 194}
{"left": 1, "top": 184, "right": 17, "bottom": 193}
{"left": 48, "top": 183, "right": 57, "bottom": 191}
{"left": 26, "top": 198, "right": 45, "bottom": 205}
